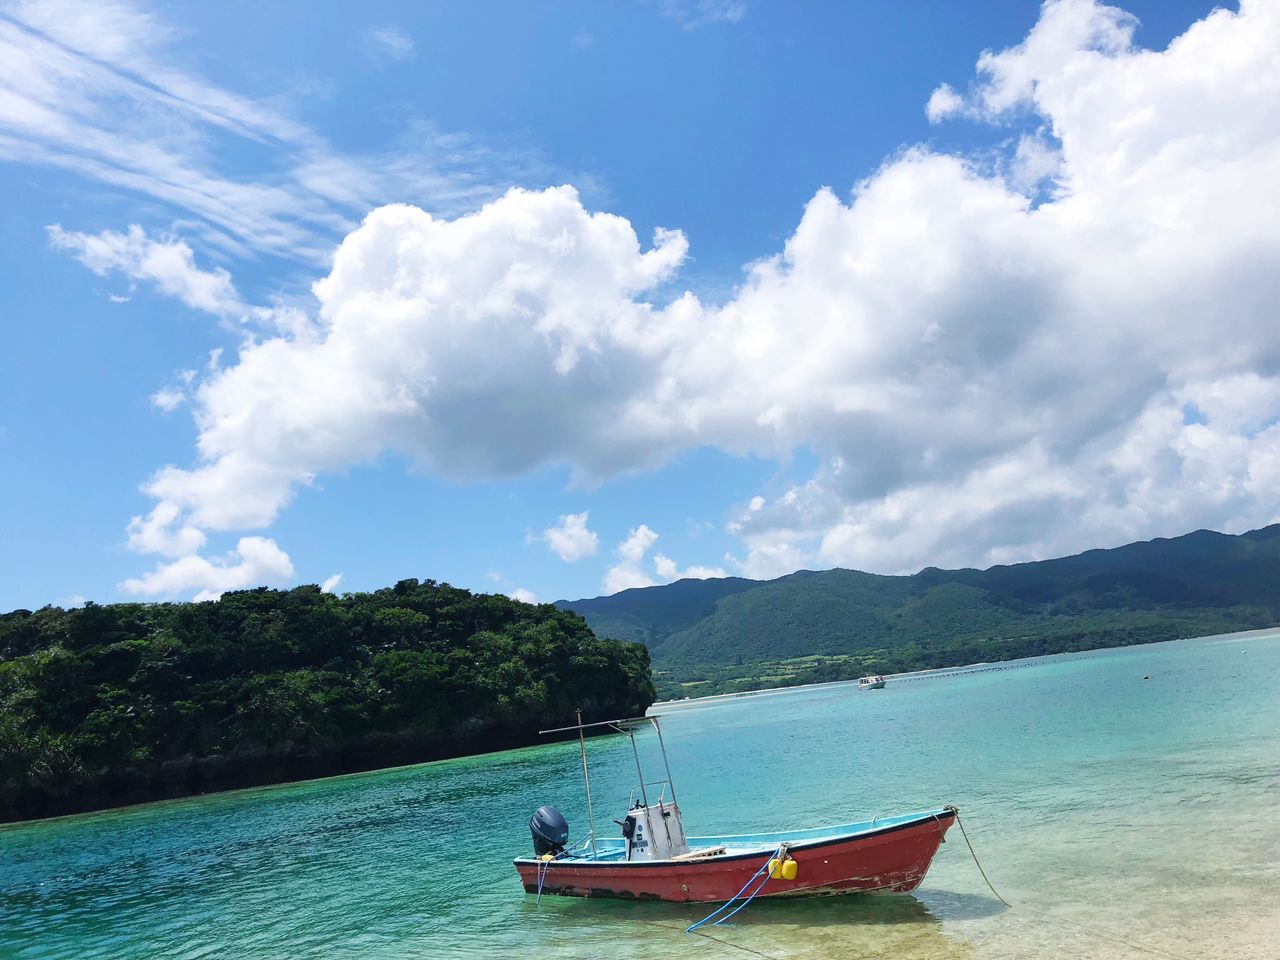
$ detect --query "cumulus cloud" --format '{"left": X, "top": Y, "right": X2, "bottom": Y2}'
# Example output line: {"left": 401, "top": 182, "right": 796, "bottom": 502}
{"left": 126, "top": 499, "right": 207, "bottom": 557}
{"left": 47, "top": 224, "right": 241, "bottom": 315}
{"left": 653, "top": 554, "right": 727, "bottom": 582}
{"left": 509, "top": 587, "right": 538, "bottom": 604}
{"left": 969, "top": 0, "right": 1138, "bottom": 119}
{"left": 89, "top": 0, "right": 1280, "bottom": 588}
{"left": 121, "top": 536, "right": 294, "bottom": 601}
{"left": 320, "top": 573, "right": 343, "bottom": 593}
{"left": 539, "top": 511, "right": 600, "bottom": 561}
{"left": 604, "top": 525, "right": 661, "bottom": 593}
{"left": 925, "top": 83, "right": 963, "bottom": 123}
{"left": 603, "top": 525, "right": 727, "bottom": 593}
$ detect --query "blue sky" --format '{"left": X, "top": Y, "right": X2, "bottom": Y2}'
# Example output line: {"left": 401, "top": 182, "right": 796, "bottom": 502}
{"left": 3, "top": 0, "right": 1277, "bottom": 611}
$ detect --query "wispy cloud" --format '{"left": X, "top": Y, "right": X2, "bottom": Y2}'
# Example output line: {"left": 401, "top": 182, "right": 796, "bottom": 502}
{"left": 362, "top": 25, "right": 414, "bottom": 63}
{"left": 0, "top": 0, "right": 542, "bottom": 266}
{"left": 654, "top": 0, "right": 747, "bottom": 30}
{"left": 48, "top": 224, "right": 242, "bottom": 314}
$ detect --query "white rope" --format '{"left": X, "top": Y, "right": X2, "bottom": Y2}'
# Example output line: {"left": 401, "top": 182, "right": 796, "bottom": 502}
{"left": 950, "top": 807, "right": 1200, "bottom": 960}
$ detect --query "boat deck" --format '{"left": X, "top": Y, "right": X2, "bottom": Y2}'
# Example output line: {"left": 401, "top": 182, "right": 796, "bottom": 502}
{"left": 517, "top": 808, "right": 950, "bottom": 865}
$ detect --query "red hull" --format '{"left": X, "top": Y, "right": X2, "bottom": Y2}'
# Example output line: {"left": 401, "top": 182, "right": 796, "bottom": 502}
{"left": 515, "top": 810, "right": 954, "bottom": 903}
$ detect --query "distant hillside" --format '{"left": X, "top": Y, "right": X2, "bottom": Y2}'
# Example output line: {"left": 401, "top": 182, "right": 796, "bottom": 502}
{"left": 561, "top": 526, "right": 1280, "bottom": 696}
{"left": 559, "top": 576, "right": 759, "bottom": 648}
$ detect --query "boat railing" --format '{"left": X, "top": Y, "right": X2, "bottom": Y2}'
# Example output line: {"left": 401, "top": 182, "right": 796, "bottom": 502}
{"left": 628, "top": 780, "right": 670, "bottom": 808}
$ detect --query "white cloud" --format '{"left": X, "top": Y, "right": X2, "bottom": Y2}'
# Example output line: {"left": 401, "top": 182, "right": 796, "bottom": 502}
{"left": 125, "top": 499, "right": 206, "bottom": 557}
{"left": 91, "top": 0, "right": 1280, "bottom": 587}
{"left": 60, "top": 593, "right": 86, "bottom": 608}
{"left": 121, "top": 535, "right": 294, "bottom": 601}
{"left": 925, "top": 83, "right": 963, "bottom": 123}
{"left": 362, "top": 25, "right": 414, "bottom": 63}
{"left": 604, "top": 525, "right": 660, "bottom": 593}
{"left": 604, "top": 525, "right": 726, "bottom": 593}
{"left": 320, "top": 572, "right": 343, "bottom": 593}
{"left": 48, "top": 224, "right": 241, "bottom": 314}
{"left": 1007, "top": 133, "right": 1062, "bottom": 193}
{"left": 540, "top": 511, "right": 600, "bottom": 562}
{"left": 509, "top": 587, "right": 538, "bottom": 604}
{"left": 618, "top": 525, "right": 659, "bottom": 563}
{"left": 653, "top": 554, "right": 727, "bottom": 582}
{"left": 151, "top": 386, "right": 185, "bottom": 412}
{"left": 969, "top": 0, "right": 1137, "bottom": 119}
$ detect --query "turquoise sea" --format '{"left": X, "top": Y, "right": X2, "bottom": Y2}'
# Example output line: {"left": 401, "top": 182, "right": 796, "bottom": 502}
{"left": 3, "top": 631, "right": 1278, "bottom": 959}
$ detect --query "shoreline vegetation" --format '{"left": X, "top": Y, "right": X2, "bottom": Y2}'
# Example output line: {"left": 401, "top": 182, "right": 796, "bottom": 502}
{"left": 0, "top": 580, "right": 654, "bottom": 825}
{"left": 647, "top": 611, "right": 1277, "bottom": 699}
{"left": 7, "top": 523, "right": 1280, "bottom": 825}
{"left": 651, "top": 625, "right": 1280, "bottom": 709}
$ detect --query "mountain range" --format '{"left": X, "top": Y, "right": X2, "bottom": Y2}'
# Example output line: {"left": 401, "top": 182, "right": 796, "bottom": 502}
{"left": 559, "top": 525, "right": 1280, "bottom": 697}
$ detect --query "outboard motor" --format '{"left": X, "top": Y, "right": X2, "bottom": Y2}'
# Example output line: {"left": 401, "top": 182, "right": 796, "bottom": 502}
{"left": 530, "top": 804, "right": 569, "bottom": 857}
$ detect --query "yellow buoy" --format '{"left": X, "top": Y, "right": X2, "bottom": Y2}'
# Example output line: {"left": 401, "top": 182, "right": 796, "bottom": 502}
{"left": 781, "top": 858, "right": 799, "bottom": 881}
{"left": 767, "top": 858, "right": 783, "bottom": 878}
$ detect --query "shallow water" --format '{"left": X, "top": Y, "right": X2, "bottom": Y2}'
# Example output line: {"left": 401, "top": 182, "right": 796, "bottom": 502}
{"left": 3, "top": 631, "right": 1279, "bottom": 959}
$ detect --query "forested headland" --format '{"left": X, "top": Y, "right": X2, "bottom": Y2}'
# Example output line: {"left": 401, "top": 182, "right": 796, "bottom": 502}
{"left": 0, "top": 580, "right": 655, "bottom": 823}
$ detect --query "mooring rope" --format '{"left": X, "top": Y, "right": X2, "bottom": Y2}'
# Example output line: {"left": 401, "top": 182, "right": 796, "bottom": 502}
{"left": 656, "top": 921, "right": 782, "bottom": 959}
{"left": 948, "top": 805, "right": 1011, "bottom": 907}
{"left": 534, "top": 858, "right": 551, "bottom": 905}
{"left": 686, "top": 842, "right": 788, "bottom": 932}
{"left": 950, "top": 808, "right": 1200, "bottom": 960}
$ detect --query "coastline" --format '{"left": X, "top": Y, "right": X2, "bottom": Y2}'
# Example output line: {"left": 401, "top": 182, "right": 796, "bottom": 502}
{"left": 0, "top": 720, "right": 625, "bottom": 828}
{"left": 651, "top": 624, "right": 1280, "bottom": 711}
{"left": 13, "top": 625, "right": 1277, "bottom": 827}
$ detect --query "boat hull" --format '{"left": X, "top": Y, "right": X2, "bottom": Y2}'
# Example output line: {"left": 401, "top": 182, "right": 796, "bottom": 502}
{"left": 514, "top": 809, "right": 954, "bottom": 903}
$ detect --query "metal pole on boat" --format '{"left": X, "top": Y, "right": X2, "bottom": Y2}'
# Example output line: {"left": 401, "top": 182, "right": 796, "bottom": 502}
{"left": 650, "top": 716, "right": 678, "bottom": 808}
{"left": 628, "top": 729, "right": 649, "bottom": 808}
{"left": 576, "top": 709, "right": 599, "bottom": 859}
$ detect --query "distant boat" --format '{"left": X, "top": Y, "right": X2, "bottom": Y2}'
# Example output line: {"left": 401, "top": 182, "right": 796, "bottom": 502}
{"left": 514, "top": 715, "right": 954, "bottom": 903}
{"left": 858, "top": 675, "right": 887, "bottom": 690}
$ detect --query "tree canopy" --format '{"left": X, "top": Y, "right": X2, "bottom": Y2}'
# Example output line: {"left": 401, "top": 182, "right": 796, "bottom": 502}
{"left": 0, "top": 580, "right": 654, "bottom": 822}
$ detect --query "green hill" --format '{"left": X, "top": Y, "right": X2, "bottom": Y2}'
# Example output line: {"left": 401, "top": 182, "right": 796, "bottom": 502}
{"left": 560, "top": 526, "right": 1280, "bottom": 697}
{"left": 0, "top": 580, "right": 654, "bottom": 823}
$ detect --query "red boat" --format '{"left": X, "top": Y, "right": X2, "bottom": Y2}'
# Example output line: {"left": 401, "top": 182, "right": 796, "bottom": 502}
{"left": 513, "top": 716, "right": 955, "bottom": 904}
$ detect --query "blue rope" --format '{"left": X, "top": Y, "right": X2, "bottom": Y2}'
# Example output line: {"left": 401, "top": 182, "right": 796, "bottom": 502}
{"left": 686, "top": 844, "right": 785, "bottom": 933}
{"left": 535, "top": 859, "right": 550, "bottom": 904}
